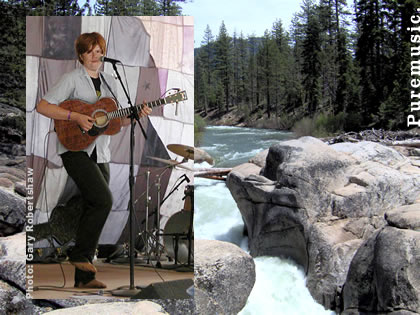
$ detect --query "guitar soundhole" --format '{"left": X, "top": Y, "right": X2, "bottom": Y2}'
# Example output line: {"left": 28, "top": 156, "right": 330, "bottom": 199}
{"left": 92, "top": 109, "right": 109, "bottom": 128}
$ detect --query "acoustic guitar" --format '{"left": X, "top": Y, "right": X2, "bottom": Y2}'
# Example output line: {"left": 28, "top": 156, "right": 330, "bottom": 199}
{"left": 54, "top": 90, "right": 187, "bottom": 151}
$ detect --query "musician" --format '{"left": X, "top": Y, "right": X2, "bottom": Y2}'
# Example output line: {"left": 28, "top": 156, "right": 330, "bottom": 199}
{"left": 36, "top": 32, "right": 151, "bottom": 288}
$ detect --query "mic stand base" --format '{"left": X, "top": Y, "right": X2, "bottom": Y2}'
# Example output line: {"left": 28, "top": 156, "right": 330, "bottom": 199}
{"left": 111, "top": 287, "right": 141, "bottom": 297}
{"left": 109, "top": 256, "right": 149, "bottom": 265}
{"left": 158, "top": 264, "right": 193, "bottom": 272}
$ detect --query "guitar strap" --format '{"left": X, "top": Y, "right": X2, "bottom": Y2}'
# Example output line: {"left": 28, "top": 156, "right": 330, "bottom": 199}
{"left": 100, "top": 73, "right": 122, "bottom": 109}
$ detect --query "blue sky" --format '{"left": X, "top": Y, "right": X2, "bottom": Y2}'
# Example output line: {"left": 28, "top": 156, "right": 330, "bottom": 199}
{"left": 180, "top": 0, "right": 303, "bottom": 47}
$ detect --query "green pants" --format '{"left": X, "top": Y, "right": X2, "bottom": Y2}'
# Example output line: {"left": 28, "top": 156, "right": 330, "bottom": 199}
{"left": 61, "top": 148, "right": 112, "bottom": 284}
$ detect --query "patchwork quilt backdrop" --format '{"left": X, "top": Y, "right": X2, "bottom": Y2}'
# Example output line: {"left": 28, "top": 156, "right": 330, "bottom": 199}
{"left": 26, "top": 16, "right": 194, "bottom": 249}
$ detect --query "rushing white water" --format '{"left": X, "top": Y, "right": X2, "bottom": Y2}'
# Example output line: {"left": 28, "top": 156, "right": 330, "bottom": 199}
{"left": 195, "top": 126, "right": 334, "bottom": 314}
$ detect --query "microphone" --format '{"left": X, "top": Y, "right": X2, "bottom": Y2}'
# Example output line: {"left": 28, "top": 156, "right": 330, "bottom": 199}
{"left": 100, "top": 56, "right": 121, "bottom": 64}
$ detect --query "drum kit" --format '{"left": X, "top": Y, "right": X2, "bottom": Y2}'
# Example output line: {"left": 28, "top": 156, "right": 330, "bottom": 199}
{"left": 138, "top": 143, "right": 194, "bottom": 268}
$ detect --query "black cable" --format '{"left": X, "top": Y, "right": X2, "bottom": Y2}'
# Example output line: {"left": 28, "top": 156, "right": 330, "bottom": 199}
{"left": 38, "top": 125, "right": 67, "bottom": 290}
{"left": 151, "top": 260, "right": 166, "bottom": 283}
{"left": 34, "top": 286, "right": 112, "bottom": 295}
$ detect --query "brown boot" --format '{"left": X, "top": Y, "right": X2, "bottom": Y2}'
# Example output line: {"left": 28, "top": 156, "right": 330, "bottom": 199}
{"left": 70, "top": 261, "right": 97, "bottom": 273}
{"left": 75, "top": 279, "right": 107, "bottom": 289}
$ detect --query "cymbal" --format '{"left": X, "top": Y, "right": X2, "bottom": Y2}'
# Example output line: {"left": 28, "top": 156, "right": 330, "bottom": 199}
{"left": 146, "top": 156, "right": 193, "bottom": 171}
{"left": 167, "top": 144, "right": 195, "bottom": 160}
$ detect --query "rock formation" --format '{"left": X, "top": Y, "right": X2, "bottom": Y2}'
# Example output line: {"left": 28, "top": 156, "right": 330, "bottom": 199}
{"left": 195, "top": 239, "right": 256, "bottom": 314}
{"left": 194, "top": 147, "right": 214, "bottom": 165}
{"left": 43, "top": 301, "right": 168, "bottom": 314}
{"left": 0, "top": 103, "right": 25, "bottom": 156}
{"left": 0, "top": 136, "right": 26, "bottom": 236}
{"left": 0, "top": 232, "right": 34, "bottom": 314}
{"left": 342, "top": 205, "right": 420, "bottom": 314}
{"left": 0, "top": 187, "right": 25, "bottom": 236}
{"left": 226, "top": 137, "right": 420, "bottom": 313}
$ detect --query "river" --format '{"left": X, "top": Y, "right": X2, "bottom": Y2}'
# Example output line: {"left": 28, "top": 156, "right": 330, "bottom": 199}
{"left": 195, "top": 126, "right": 334, "bottom": 315}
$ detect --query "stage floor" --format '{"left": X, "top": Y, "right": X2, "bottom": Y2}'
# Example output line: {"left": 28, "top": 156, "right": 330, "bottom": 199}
{"left": 31, "top": 259, "right": 193, "bottom": 299}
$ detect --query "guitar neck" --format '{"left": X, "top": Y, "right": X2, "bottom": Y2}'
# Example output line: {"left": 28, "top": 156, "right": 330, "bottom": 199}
{"left": 106, "top": 90, "right": 187, "bottom": 120}
{"left": 107, "top": 98, "right": 166, "bottom": 120}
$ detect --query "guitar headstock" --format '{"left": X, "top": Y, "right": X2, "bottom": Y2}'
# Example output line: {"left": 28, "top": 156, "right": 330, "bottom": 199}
{"left": 166, "top": 90, "right": 188, "bottom": 103}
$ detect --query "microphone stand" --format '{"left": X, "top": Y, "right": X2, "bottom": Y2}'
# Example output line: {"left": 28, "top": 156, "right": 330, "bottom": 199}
{"left": 110, "top": 62, "right": 146, "bottom": 298}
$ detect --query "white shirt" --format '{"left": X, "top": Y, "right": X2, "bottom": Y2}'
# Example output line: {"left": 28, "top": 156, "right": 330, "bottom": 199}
{"left": 43, "top": 65, "right": 118, "bottom": 163}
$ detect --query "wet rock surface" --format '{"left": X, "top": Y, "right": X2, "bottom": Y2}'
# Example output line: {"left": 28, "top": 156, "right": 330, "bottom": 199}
{"left": 194, "top": 239, "right": 256, "bottom": 315}
{"left": 226, "top": 137, "right": 420, "bottom": 313}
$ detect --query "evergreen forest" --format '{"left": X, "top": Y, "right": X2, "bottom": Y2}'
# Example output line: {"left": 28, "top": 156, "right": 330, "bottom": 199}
{"left": 1, "top": 0, "right": 419, "bottom": 135}
{"left": 194, "top": 0, "right": 420, "bottom": 133}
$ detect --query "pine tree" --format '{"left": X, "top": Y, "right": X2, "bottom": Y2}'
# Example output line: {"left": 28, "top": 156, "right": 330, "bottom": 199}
{"left": 247, "top": 35, "right": 259, "bottom": 111}
{"left": 24, "top": 0, "right": 85, "bottom": 15}
{"left": 140, "top": 0, "right": 159, "bottom": 15}
{"left": 201, "top": 25, "right": 215, "bottom": 87}
{"left": 82, "top": 0, "right": 93, "bottom": 15}
{"left": 271, "top": 19, "right": 290, "bottom": 118}
{"left": 237, "top": 32, "right": 248, "bottom": 108}
{"left": 355, "top": 0, "right": 390, "bottom": 126}
{"left": 198, "top": 25, "right": 216, "bottom": 113}
{"left": 94, "top": 0, "right": 112, "bottom": 15}
{"left": 95, "top": 0, "right": 141, "bottom": 15}
{"left": 289, "top": 13, "right": 306, "bottom": 117}
{"left": 257, "top": 30, "right": 280, "bottom": 118}
{"left": 158, "top": 0, "right": 185, "bottom": 15}
{"left": 214, "top": 21, "right": 233, "bottom": 113}
{"left": 301, "top": 0, "right": 322, "bottom": 116}
{"left": 195, "top": 52, "right": 207, "bottom": 112}
{"left": 231, "top": 31, "right": 249, "bottom": 108}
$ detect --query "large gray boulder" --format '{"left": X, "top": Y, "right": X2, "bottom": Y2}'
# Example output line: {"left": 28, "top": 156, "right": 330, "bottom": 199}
{"left": 226, "top": 137, "right": 420, "bottom": 312}
{"left": 44, "top": 301, "right": 168, "bottom": 314}
{"left": 342, "top": 206, "right": 420, "bottom": 314}
{"left": 0, "top": 279, "right": 45, "bottom": 314}
{"left": 43, "top": 298, "right": 195, "bottom": 315}
{"left": 0, "top": 232, "right": 26, "bottom": 290}
{"left": 385, "top": 204, "right": 420, "bottom": 231}
{"left": 194, "top": 239, "right": 256, "bottom": 315}
{"left": 194, "top": 147, "right": 214, "bottom": 165}
{"left": 0, "top": 232, "right": 44, "bottom": 314}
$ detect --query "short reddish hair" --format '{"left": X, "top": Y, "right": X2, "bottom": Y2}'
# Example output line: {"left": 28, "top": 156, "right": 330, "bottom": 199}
{"left": 75, "top": 32, "right": 106, "bottom": 64}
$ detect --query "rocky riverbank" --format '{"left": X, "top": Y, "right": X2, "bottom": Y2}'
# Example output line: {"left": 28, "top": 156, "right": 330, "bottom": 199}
{"left": 226, "top": 136, "right": 420, "bottom": 313}
{"left": 0, "top": 101, "right": 26, "bottom": 237}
